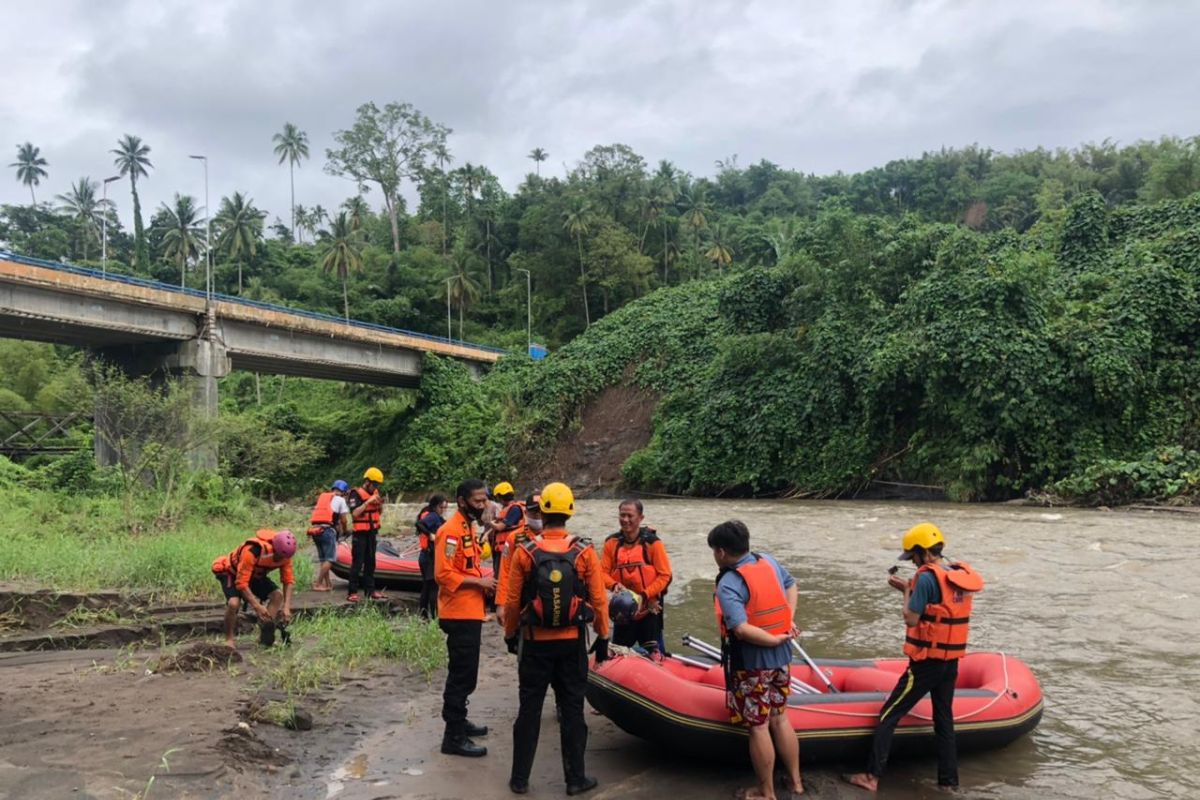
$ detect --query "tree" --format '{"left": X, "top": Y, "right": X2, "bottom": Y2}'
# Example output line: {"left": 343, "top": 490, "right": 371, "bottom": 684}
{"left": 446, "top": 243, "right": 483, "bottom": 340}
{"left": 156, "top": 193, "right": 202, "bottom": 288}
{"left": 326, "top": 101, "right": 450, "bottom": 255}
{"left": 434, "top": 141, "right": 452, "bottom": 255}
{"left": 341, "top": 195, "right": 370, "bottom": 233}
{"left": 562, "top": 197, "right": 593, "bottom": 327}
{"left": 214, "top": 192, "right": 264, "bottom": 293}
{"left": 704, "top": 224, "right": 733, "bottom": 274}
{"left": 528, "top": 147, "right": 548, "bottom": 176}
{"left": 292, "top": 204, "right": 310, "bottom": 243}
{"left": 585, "top": 220, "right": 654, "bottom": 314}
{"left": 272, "top": 122, "right": 309, "bottom": 242}
{"left": 678, "top": 185, "right": 711, "bottom": 275}
{"left": 111, "top": 134, "right": 153, "bottom": 269}
{"left": 319, "top": 211, "right": 364, "bottom": 321}
{"left": 55, "top": 177, "right": 109, "bottom": 261}
{"left": 10, "top": 143, "right": 48, "bottom": 206}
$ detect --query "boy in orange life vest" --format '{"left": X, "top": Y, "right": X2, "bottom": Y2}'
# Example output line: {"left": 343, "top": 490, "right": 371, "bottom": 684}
{"left": 346, "top": 467, "right": 385, "bottom": 602}
{"left": 434, "top": 478, "right": 496, "bottom": 758}
{"left": 845, "top": 523, "right": 983, "bottom": 794}
{"left": 600, "top": 499, "right": 672, "bottom": 656}
{"left": 212, "top": 529, "right": 297, "bottom": 649}
{"left": 709, "top": 520, "right": 803, "bottom": 800}
{"left": 504, "top": 482, "right": 608, "bottom": 796}
{"left": 307, "top": 479, "right": 351, "bottom": 591}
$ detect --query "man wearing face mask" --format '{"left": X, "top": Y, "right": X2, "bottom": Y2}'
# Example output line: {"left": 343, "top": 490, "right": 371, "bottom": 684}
{"left": 435, "top": 478, "right": 497, "bottom": 757}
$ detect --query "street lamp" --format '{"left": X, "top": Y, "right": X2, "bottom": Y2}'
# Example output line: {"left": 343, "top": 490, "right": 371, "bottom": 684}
{"left": 515, "top": 268, "right": 531, "bottom": 356}
{"left": 444, "top": 276, "right": 455, "bottom": 342}
{"left": 188, "top": 155, "right": 211, "bottom": 302}
{"left": 101, "top": 175, "right": 121, "bottom": 275}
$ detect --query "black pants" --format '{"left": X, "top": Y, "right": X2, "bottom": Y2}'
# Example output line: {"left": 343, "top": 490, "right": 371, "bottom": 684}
{"left": 417, "top": 549, "right": 437, "bottom": 619}
{"left": 867, "top": 658, "right": 959, "bottom": 786}
{"left": 440, "top": 619, "right": 482, "bottom": 740}
{"left": 612, "top": 612, "right": 662, "bottom": 652}
{"left": 348, "top": 531, "right": 377, "bottom": 596}
{"left": 512, "top": 637, "right": 589, "bottom": 785}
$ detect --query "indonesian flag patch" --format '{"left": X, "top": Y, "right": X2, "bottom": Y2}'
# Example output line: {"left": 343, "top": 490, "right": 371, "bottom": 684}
{"left": 445, "top": 537, "right": 459, "bottom": 557}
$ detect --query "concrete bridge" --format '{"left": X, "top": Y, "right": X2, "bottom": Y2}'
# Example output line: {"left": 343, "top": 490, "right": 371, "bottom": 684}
{"left": 0, "top": 251, "right": 505, "bottom": 465}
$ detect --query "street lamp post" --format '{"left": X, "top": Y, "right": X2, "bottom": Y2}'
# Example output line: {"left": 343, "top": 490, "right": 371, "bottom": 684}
{"left": 188, "top": 155, "right": 211, "bottom": 302}
{"left": 515, "top": 268, "right": 531, "bottom": 355}
{"left": 445, "top": 276, "right": 454, "bottom": 342}
{"left": 100, "top": 175, "right": 121, "bottom": 275}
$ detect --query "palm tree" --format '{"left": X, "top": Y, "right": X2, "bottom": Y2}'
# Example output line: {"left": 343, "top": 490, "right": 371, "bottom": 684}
{"left": 10, "top": 143, "right": 48, "bottom": 205}
{"left": 157, "top": 194, "right": 202, "bottom": 288}
{"left": 434, "top": 142, "right": 452, "bottom": 256}
{"left": 214, "top": 192, "right": 264, "bottom": 293}
{"left": 761, "top": 218, "right": 798, "bottom": 265}
{"left": 341, "top": 195, "right": 370, "bottom": 233}
{"left": 56, "top": 177, "right": 108, "bottom": 260}
{"left": 446, "top": 244, "right": 483, "bottom": 340}
{"left": 561, "top": 198, "right": 592, "bottom": 327}
{"left": 292, "top": 204, "right": 309, "bottom": 243}
{"left": 704, "top": 225, "right": 734, "bottom": 274}
{"left": 272, "top": 123, "right": 309, "bottom": 242}
{"left": 320, "top": 211, "right": 364, "bottom": 321}
{"left": 528, "top": 147, "right": 548, "bottom": 176}
{"left": 312, "top": 205, "right": 328, "bottom": 228}
{"left": 653, "top": 162, "right": 680, "bottom": 282}
{"left": 678, "top": 186, "right": 711, "bottom": 275}
{"left": 111, "top": 134, "right": 153, "bottom": 268}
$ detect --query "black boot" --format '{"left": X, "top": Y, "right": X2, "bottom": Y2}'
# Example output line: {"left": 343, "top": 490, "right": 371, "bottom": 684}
{"left": 566, "top": 776, "right": 598, "bottom": 796}
{"left": 441, "top": 736, "right": 487, "bottom": 757}
{"left": 509, "top": 777, "right": 529, "bottom": 794}
{"left": 259, "top": 621, "right": 276, "bottom": 647}
{"left": 465, "top": 720, "right": 489, "bottom": 737}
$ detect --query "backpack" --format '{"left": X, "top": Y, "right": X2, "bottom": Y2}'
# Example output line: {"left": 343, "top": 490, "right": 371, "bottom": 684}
{"left": 520, "top": 537, "right": 595, "bottom": 629}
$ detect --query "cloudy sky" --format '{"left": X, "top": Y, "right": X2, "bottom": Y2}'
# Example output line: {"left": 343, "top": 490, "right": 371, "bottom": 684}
{"left": 2, "top": 0, "right": 1198, "bottom": 227}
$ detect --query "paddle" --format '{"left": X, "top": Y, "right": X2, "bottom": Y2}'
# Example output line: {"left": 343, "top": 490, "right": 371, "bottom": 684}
{"left": 791, "top": 638, "right": 838, "bottom": 693}
{"left": 682, "top": 634, "right": 820, "bottom": 695}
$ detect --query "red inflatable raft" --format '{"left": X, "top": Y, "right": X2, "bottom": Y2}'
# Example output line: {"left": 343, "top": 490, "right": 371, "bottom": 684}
{"left": 587, "top": 651, "right": 1042, "bottom": 763}
{"left": 330, "top": 539, "right": 492, "bottom": 590}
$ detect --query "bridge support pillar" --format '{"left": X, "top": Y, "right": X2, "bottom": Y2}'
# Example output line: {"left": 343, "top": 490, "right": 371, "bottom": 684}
{"left": 92, "top": 338, "right": 231, "bottom": 470}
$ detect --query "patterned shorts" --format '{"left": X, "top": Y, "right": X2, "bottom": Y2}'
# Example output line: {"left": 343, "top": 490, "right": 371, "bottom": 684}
{"left": 726, "top": 667, "right": 791, "bottom": 727}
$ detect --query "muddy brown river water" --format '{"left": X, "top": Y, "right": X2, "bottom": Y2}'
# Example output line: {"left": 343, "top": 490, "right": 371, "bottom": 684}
{"left": 555, "top": 498, "right": 1200, "bottom": 799}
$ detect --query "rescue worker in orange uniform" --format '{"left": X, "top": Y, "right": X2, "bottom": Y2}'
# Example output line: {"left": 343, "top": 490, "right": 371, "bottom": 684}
{"left": 488, "top": 481, "right": 525, "bottom": 578}
{"left": 212, "top": 529, "right": 297, "bottom": 649}
{"left": 845, "top": 523, "right": 983, "bottom": 793}
{"left": 495, "top": 492, "right": 542, "bottom": 628}
{"left": 307, "top": 479, "right": 351, "bottom": 591}
{"left": 504, "top": 482, "right": 609, "bottom": 796}
{"left": 346, "top": 467, "right": 385, "bottom": 602}
{"left": 600, "top": 499, "right": 672, "bottom": 656}
{"left": 709, "top": 520, "right": 803, "bottom": 800}
{"left": 434, "top": 478, "right": 496, "bottom": 757}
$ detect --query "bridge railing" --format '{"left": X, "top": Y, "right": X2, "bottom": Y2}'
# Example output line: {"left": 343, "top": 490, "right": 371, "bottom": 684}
{"left": 0, "top": 249, "right": 508, "bottom": 356}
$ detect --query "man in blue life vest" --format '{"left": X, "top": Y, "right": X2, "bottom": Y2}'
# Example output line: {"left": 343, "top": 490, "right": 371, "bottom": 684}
{"left": 844, "top": 522, "right": 983, "bottom": 794}
{"left": 709, "top": 520, "right": 803, "bottom": 800}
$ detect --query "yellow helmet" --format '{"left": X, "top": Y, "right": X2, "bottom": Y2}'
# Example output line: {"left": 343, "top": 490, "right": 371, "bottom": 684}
{"left": 539, "top": 482, "right": 575, "bottom": 517}
{"left": 493, "top": 481, "right": 515, "bottom": 497}
{"left": 363, "top": 467, "right": 384, "bottom": 484}
{"left": 900, "top": 522, "right": 945, "bottom": 560}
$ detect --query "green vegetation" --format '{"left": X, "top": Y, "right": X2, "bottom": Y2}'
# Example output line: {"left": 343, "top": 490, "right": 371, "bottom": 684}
{"left": 252, "top": 606, "right": 445, "bottom": 696}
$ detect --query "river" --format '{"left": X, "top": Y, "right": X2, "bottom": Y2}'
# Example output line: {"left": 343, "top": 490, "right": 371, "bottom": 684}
{"left": 554, "top": 498, "right": 1199, "bottom": 799}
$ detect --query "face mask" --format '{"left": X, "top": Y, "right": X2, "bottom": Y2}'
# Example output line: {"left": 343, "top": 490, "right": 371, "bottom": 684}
{"left": 465, "top": 503, "right": 484, "bottom": 522}
{"left": 527, "top": 518, "right": 543, "bottom": 532}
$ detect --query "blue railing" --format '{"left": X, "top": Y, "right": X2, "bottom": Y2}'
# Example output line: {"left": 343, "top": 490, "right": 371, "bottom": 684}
{"left": 0, "top": 249, "right": 507, "bottom": 356}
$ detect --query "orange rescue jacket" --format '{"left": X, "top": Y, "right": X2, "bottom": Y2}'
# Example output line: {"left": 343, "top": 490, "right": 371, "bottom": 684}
{"left": 212, "top": 530, "right": 295, "bottom": 591}
{"left": 492, "top": 500, "right": 526, "bottom": 550}
{"left": 434, "top": 510, "right": 486, "bottom": 621}
{"left": 350, "top": 486, "right": 382, "bottom": 533}
{"left": 903, "top": 561, "right": 983, "bottom": 662}
{"left": 714, "top": 554, "right": 792, "bottom": 639}
{"left": 601, "top": 528, "right": 673, "bottom": 615}
{"left": 307, "top": 491, "right": 336, "bottom": 535}
{"left": 504, "top": 529, "right": 610, "bottom": 642}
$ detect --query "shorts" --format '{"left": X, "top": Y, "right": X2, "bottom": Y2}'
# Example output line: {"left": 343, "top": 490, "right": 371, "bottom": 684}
{"left": 312, "top": 527, "right": 337, "bottom": 562}
{"left": 216, "top": 571, "right": 278, "bottom": 604}
{"left": 726, "top": 667, "right": 792, "bottom": 727}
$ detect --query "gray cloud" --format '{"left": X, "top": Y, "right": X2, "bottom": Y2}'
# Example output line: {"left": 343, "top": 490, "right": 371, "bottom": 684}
{"left": 2, "top": 0, "right": 1199, "bottom": 229}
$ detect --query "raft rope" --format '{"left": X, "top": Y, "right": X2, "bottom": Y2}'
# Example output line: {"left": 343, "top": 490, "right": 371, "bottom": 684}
{"left": 796, "top": 652, "right": 1013, "bottom": 723}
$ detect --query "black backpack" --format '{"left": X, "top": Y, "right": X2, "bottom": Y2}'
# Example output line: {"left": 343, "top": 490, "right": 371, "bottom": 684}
{"left": 520, "top": 538, "right": 595, "bottom": 629}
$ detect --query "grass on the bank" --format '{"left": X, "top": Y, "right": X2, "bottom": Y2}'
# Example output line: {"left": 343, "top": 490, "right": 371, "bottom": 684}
{"left": 0, "top": 483, "right": 310, "bottom": 599}
{"left": 251, "top": 606, "right": 445, "bottom": 697}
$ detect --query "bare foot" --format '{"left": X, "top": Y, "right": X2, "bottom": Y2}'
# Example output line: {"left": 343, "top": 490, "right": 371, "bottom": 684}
{"left": 224, "top": 640, "right": 237, "bottom": 650}
{"left": 312, "top": 585, "right": 331, "bottom": 592}
{"left": 842, "top": 773, "right": 878, "bottom": 793}
{"left": 783, "top": 778, "right": 804, "bottom": 797}
{"left": 733, "top": 789, "right": 773, "bottom": 800}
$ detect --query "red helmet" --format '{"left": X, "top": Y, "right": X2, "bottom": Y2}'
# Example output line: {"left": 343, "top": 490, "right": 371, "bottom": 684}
{"left": 273, "top": 529, "right": 297, "bottom": 559}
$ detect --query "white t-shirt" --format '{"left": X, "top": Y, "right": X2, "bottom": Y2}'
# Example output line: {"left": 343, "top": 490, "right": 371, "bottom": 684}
{"left": 330, "top": 495, "right": 350, "bottom": 517}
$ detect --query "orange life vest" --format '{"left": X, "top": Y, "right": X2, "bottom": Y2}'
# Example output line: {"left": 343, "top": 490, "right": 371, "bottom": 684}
{"left": 606, "top": 528, "right": 664, "bottom": 597}
{"left": 307, "top": 491, "right": 336, "bottom": 535}
{"left": 903, "top": 561, "right": 983, "bottom": 662}
{"left": 212, "top": 530, "right": 286, "bottom": 579}
{"left": 416, "top": 508, "right": 438, "bottom": 553}
{"left": 713, "top": 554, "right": 792, "bottom": 641}
{"left": 351, "top": 486, "right": 381, "bottom": 533}
{"left": 493, "top": 500, "right": 526, "bottom": 549}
